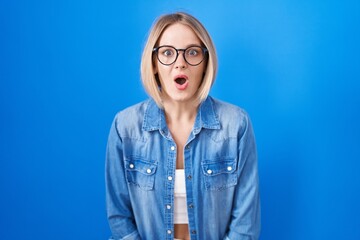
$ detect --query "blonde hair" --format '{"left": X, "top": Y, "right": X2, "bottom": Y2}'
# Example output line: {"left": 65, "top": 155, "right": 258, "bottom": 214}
{"left": 140, "top": 12, "right": 218, "bottom": 108}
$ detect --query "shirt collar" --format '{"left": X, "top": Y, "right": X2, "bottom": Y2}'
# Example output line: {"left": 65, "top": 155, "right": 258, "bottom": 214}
{"left": 142, "top": 97, "right": 220, "bottom": 132}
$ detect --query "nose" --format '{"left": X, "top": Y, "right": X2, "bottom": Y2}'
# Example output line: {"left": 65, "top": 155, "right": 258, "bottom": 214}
{"left": 174, "top": 50, "right": 187, "bottom": 69}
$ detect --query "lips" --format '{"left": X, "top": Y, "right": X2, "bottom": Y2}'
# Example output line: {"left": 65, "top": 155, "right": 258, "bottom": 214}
{"left": 174, "top": 74, "right": 189, "bottom": 90}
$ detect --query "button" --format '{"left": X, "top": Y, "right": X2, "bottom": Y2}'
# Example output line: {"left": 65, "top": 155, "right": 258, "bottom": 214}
{"left": 188, "top": 204, "right": 194, "bottom": 209}
{"left": 146, "top": 168, "right": 152, "bottom": 174}
{"left": 166, "top": 204, "right": 171, "bottom": 209}
{"left": 187, "top": 175, "right": 192, "bottom": 180}
{"left": 129, "top": 164, "right": 134, "bottom": 169}
{"left": 227, "top": 166, "right": 232, "bottom": 171}
{"left": 191, "top": 230, "right": 197, "bottom": 234}
{"left": 168, "top": 176, "right": 173, "bottom": 181}
{"left": 167, "top": 230, "right": 172, "bottom": 234}
{"left": 185, "top": 145, "right": 190, "bottom": 149}
{"left": 170, "top": 146, "right": 175, "bottom": 151}
{"left": 207, "top": 169, "right": 213, "bottom": 174}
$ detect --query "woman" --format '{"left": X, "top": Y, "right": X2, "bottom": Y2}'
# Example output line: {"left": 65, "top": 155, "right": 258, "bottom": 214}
{"left": 105, "top": 12, "right": 261, "bottom": 240}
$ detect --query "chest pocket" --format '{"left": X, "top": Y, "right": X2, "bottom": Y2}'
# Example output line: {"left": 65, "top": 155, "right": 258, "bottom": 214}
{"left": 125, "top": 157, "right": 157, "bottom": 191}
{"left": 201, "top": 159, "right": 238, "bottom": 191}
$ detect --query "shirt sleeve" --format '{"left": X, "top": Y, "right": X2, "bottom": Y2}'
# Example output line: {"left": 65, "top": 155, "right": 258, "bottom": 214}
{"left": 105, "top": 115, "right": 141, "bottom": 240}
{"left": 225, "top": 113, "right": 261, "bottom": 240}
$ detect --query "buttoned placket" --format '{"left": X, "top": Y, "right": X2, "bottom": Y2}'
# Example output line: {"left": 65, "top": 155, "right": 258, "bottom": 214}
{"left": 183, "top": 127, "right": 202, "bottom": 240}
{"left": 165, "top": 141, "right": 176, "bottom": 239}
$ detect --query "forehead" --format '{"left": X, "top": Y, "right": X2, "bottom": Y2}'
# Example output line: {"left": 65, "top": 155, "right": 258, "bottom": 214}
{"left": 158, "top": 23, "right": 202, "bottom": 47}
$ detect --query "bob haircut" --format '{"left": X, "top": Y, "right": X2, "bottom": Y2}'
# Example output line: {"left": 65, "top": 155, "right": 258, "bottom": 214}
{"left": 141, "top": 12, "right": 218, "bottom": 108}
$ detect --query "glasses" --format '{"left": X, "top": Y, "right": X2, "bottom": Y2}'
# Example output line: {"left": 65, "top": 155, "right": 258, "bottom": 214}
{"left": 153, "top": 45, "right": 208, "bottom": 66}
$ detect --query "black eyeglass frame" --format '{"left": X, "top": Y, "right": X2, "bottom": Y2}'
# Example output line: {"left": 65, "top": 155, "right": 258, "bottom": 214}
{"left": 152, "top": 45, "right": 208, "bottom": 66}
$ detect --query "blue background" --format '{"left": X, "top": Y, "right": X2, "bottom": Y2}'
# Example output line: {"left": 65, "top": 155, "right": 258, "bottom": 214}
{"left": 1, "top": 0, "right": 359, "bottom": 239}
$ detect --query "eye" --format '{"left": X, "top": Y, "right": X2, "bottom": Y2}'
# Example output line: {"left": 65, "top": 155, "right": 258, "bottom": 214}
{"left": 186, "top": 48, "right": 200, "bottom": 56}
{"left": 161, "top": 48, "right": 175, "bottom": 57}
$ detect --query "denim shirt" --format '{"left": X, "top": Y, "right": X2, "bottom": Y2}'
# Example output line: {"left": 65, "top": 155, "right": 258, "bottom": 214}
{"left": 105, "top": 96, "right": 261, "bottom": 240}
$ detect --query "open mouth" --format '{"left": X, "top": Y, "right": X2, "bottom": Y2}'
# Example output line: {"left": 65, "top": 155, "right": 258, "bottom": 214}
{"left": 174, "top": 75, "right": 189, "bottom": 90}
{"left": 175, "top": 77, "right": 187, "bottom": 85}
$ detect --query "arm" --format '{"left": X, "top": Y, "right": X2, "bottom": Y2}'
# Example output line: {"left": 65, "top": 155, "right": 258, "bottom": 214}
{"left": 105, "top": 117, "right": 141, "bottom": 240}
{"left": 225, "top": 114, "right": 261, "bottom": 240}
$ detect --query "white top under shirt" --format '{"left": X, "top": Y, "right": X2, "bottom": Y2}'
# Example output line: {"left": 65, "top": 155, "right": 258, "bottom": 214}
{"left": 174, "top": 169, "right": 189, "bottom": 224}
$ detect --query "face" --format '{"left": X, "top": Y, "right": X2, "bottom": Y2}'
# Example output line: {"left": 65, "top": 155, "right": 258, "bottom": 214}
{"left": 154, "top": 23, "right": 206, "bottom": 104}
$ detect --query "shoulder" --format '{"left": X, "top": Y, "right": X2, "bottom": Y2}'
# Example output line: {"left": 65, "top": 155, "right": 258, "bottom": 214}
{"left": 115, "top": 100, "right": 149, "bottom": 120}
{"left": 112, "top": 99, "right": 151, "bottom": 133}
{"left": 208, "top": 97, "right": 252, "bottom": 137}
{"left": 210, "top": 97, "right": 249, "bottom": 122}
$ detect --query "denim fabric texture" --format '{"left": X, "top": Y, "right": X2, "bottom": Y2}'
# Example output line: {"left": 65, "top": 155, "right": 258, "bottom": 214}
{"left": 105, "top": 96, "right": 261, "bottom": 240}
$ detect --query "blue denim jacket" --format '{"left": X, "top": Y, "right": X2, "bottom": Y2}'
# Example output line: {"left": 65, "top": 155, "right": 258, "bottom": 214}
{"left": 105, "top": 96, "right": 261, "bottom": 240}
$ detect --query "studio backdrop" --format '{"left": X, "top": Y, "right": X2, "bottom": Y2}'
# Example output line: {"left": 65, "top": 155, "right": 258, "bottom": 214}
{"left": 1, "top": 0, "right": 359, "bottom": 239}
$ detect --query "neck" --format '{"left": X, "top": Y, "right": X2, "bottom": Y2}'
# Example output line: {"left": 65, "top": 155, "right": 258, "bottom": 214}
{"left": 163, "top": 100, "right": 199, "bottom": 124}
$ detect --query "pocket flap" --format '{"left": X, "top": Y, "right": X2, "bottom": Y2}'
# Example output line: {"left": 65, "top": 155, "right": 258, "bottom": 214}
{"left": 201, "top": 159, "right": 236, "bottom": 176}
{"left": 125, "top": 158, "right": 157, "bottom": 176}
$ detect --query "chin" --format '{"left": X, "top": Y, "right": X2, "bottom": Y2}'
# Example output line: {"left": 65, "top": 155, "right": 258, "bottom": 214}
{"left": 162, "top": 89, "right": 198, "bottom": 104}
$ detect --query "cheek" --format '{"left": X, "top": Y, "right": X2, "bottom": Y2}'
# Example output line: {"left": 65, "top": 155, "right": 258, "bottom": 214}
{"left": 157, "top": 65, "right": 170, "bottom": 79}
{"left": 156, "top": 68, "right": 169, "bottom": 86}
{"left": 196, "top": 65, "right": 206, "bottom": 81}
